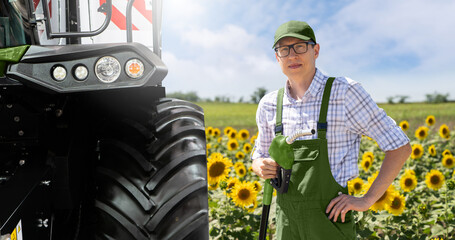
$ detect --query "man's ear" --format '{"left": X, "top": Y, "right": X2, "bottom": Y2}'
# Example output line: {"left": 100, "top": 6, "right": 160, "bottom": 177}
{"left": 275, "top": 52, "right": 280, "bottom": 62}
{"left": 314, "top": 43, "right": 320, "bottom": 59}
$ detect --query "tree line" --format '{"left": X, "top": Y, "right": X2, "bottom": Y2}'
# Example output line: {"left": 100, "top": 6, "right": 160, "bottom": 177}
{"left": 167, "top": 87, "right": 267, "bottom": 104}
{"left": 168, "top": 89, "right": 451, "bottom": 104}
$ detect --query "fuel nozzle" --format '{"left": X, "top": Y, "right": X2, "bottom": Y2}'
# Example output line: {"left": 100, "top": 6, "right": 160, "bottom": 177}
{"left": 268, "top": 129, "right": 316, "bottom": 193}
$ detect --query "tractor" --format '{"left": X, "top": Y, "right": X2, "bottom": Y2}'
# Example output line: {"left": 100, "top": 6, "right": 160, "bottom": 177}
{"left": 0, "top": 0, "right": 209, "bottom": 239}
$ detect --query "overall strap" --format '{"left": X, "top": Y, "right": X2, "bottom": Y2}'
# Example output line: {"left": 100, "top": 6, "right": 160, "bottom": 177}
{"left": 275, "top": 88, "right": 284, "bottom": 135}
{"left": 318, "top": 77, "right": 335, "bottom": 139}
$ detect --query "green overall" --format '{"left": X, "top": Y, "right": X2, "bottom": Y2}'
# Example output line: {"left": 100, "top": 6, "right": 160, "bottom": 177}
{"left": 274, "top": 77, "right": 356, "bottom": 240}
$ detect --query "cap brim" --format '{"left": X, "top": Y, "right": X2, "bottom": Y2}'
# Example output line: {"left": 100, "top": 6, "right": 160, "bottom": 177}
{"left": 273, "top": 33, "right": 312, "bottom": 48}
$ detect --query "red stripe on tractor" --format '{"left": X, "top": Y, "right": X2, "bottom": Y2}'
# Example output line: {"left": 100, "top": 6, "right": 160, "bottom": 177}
{"left": 133, "top": 0, "right": 153, "bottom": 24}
{"left": 33, "top": 0, "right": 39, "bottom": 9}
{"left": 99, "top": 0, "right": 139, "bottom": 30}
{"left": 32, "top": 0, "right": 51, "bottom": 17}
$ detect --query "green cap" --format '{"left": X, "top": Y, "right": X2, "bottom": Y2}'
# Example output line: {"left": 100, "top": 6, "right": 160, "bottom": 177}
{"left": 273, "top": 20, "right": 316, "bottom": 48}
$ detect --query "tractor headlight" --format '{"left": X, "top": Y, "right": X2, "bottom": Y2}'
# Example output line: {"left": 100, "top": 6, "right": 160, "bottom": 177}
{"left": 95, "top": 56, "right": 121, "bottom": 83}
{"left": 73, "top": 65, "right": 89, "bottom": 81}
{"left": 52, "top": 65, "right": 67, "bottom": 81}
{"left": 125, "top": 59, "right": 144, "bottom": 79}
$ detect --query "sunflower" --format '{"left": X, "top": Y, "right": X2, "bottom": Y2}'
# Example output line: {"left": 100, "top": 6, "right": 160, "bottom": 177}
{"left": 399, "top": 120, "right": 409, "bottom": 131}
{"left": 250, "top": 135, "right": 257, "bottom": 144}
{"left": 442, "top": 155, "right": 455, "bottom": 169}
{"left": 386, "top": 193, "right": 406, "bottom": 216}
{"left": 235, "top": 151, "right": 245, "bottom": 160}
{"left": 208, "top": 181, "right": 219, "bottom": 190}
{"left": 425, "top": 169, "right": 445, "bottom": 190}
{"left": 439, "top": 124, "right": 450, "bottom": 139}
{"left": 442, "top": 149, "right": 452, "bottom": 157}
{"left": 399, "top": 172, "right": 418, "bottom": 192}
{"left": 370, "top": 185, "right": 396, "bottom": 212}
{"left": 238, "top": 129, "right": 250, "bottom": 141}
{"left": 228, "top": 129, "right": 238, "bottom": 140}
{"left": 404, "top": 169, "right": 416, "bottom": 175}
{"left": 227, "top": 139, "right": 239, "bottom": 151}
{"left": 206, "top": 143, "right": 212, "bottom": 150}
{"left": 348, "top": 178, "right": 364, "bottom": 195}
{"left": 428, "top": 145, "right": 437, "bottom": 157}
{"left": 224, "top": 126, "right": 234, "bottom": 136}
{"left": 425, "top": 115, "right": 436, "bottom": 126}
{"left": 235, "top": 163, "right": 247, "bottom": 178}
{"left": 207, "top": 153, "right": 233, "bottom": 185}
{"left": 252, "top": 180, "right": 262, "bottom": 192}
{"left": 362, "top": 151, "right": 374, "bottom": 162}
{"left": 213, "top": 128, "right": 221, "bottom": 137}
{"left": 415, "top": 126, "right": 429, "bottom": 140}
{"left": 243, "top": 143, "right": 252, "bottom": 154}
{"left": 231, "top": 181, "right": 258, "bottom": 208}
{"left": 226, "top": 177, "right": 240, "bottom": 190}
{"left": 234, "top": 161, "right": 244, "bottom": 169}
{"left": 360, "top": 158, "right": 372, "bottom": 172}
{"left": 205, "top": 127, "right": 213, "bottom": 136}
{"left": 411, "top": 144, "right": 424, "bottom": 160}
{"left": 247, "top": 199, "right": 258, "bottom": 213}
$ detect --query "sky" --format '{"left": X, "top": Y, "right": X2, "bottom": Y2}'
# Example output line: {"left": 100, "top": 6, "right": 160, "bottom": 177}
{"left": 161, "top": 0, "right": 455, "bottom": 103}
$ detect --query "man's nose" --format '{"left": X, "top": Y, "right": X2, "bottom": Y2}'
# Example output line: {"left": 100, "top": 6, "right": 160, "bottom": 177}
{"left": 288, "top": 47, "right": 298, "bottom": 58}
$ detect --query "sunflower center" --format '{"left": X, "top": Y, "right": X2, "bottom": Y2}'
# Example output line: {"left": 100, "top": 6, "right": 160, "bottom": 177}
{"left": 230, "top": 143, "right": 237, "bottom": 148}
{"left": 443, "top": 128, "right": 448, "bottom": 135}
{"left": 238, "top": 189, "right": 250, "bottom": 200}
{"left": 239, "top": 169, "right": 245, "bottom": 174}
{"left": 209, "top": 162, "right": 225, "bottom": 177}
{"left": 413, "top": 148, "right": 421, "bottom": 156}
{"left": 403, "top": 124, "right": 408, "bottom": 129}
{"left": 446, "top": 158, "right": 453, "bottom": 165}
{"left": 419, "top": 131, "right": 425, "bottom": 137}
{"left": 228, "top": 182, "right": 236, "bottom": 189}
{"left": 405, "top": 178, "right": 413, "bottom": 187}
{"left": 391, "top": 198, "right": 401, "bottom": 209}
{"left": 430, "top": 175, "right": 440, "bottom": 185}
{"left": 364, "top": 161, "right": 370, "bottom": 168}
{"left": 241, "top": 133, "right": 247, "bottom": 138}
{"left": 354, "top": 182, "right": 362, "bottom": 190}
{"left": 429, "top": 119, "right": 434, "bottom": 124}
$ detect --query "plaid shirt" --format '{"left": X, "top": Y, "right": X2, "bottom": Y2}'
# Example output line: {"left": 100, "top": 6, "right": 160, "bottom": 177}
{"left": 252, "top": 69, "right": 409, "bottom": 187}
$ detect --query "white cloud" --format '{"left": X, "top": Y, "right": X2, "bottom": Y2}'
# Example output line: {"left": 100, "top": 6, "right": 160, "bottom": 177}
{"left": 161, "top": 0, "right": 455, "bottom": 102}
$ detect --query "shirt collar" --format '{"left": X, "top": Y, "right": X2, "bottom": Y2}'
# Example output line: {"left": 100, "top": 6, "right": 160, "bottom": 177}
{"left": 283, "top": 68, "right": 327, "bottom": 104}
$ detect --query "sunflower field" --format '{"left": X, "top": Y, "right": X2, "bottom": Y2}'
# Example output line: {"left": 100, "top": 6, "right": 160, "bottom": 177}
{"left": 205, "top": 115, "right": 455, "bottom": 240}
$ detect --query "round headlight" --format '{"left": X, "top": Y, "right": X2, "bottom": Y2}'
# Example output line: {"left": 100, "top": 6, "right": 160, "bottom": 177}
{"left": 125, "top": 59, "right": 144, "bottom": 79}
{"left": 95, "top": 56, "right": 121, "bottom": 83}
{"left": 73, "top": 65, "right": 88, "bottom": 81}
{"left": 52, "top": 65, "right": 67, "bottom": 81}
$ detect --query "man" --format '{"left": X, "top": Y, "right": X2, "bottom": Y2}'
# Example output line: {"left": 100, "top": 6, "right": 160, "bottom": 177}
{"left": 251, "top": 20, "right": 411, "bottom": 239}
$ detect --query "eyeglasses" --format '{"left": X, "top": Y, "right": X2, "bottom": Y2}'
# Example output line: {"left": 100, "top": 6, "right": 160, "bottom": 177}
{"left": 274, "top": 42, "right": 315, "bottom": 58}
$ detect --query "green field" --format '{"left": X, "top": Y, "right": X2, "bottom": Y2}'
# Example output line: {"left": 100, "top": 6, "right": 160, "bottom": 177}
{"left": 197, "top": 102, "right": 455, "bottom": 133}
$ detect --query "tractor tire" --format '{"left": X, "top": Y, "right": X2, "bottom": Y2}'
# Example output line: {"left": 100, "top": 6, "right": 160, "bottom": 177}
{"left": 93, "top": 98, "right": 208, "bottom": 240}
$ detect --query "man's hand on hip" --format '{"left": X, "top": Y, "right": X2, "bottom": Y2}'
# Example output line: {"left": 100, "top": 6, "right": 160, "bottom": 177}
{"left": 326, "top": 194, "right": 372, "bottom": 223}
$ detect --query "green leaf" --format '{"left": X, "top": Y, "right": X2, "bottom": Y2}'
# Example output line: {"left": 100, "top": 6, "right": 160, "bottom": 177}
{"left": 209, "top": 227, "right": 219, "bottom": 236}
{"left": 358, "top": 228, "right": 374, "bottom": 237}
{"left": 430, "top": 224, "right": 445, "bottom": 237}
{"left": 225, "top": 215, "right": 234, "bottom": 224}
